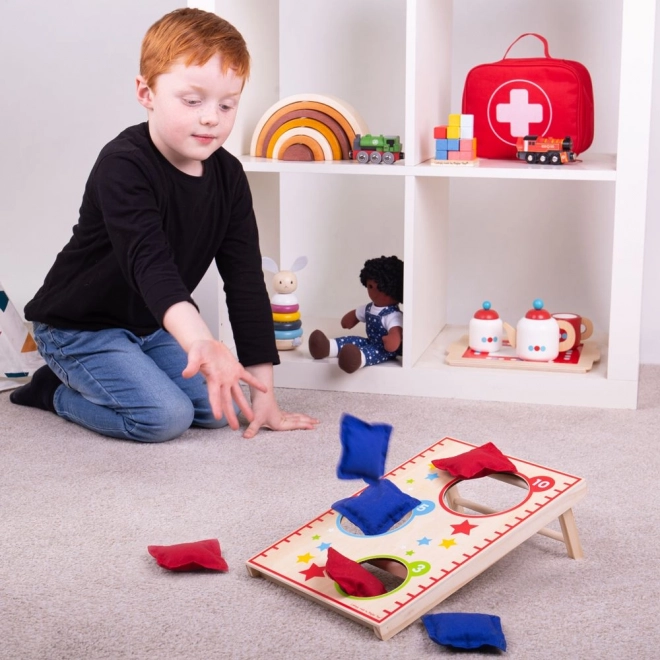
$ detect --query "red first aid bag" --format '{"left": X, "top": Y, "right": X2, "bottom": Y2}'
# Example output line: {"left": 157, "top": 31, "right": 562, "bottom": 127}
{"left": 462, "top": 33, "right": 594, "bottom": 159}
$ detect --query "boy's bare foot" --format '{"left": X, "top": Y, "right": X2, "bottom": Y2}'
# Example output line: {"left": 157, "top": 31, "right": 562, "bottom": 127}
{"left": 338, "top": 344, "right": 363, "bottom": 373}
{"left": 308, "top": 329, "right": 330, "bottom": 359}
{"left": 9, "top": 364, "right": 61, "bottom": 413}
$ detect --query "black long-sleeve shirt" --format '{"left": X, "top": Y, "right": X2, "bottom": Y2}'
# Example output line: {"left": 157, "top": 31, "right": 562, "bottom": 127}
{"left": 25, "top": 122, "right": 279, "bottom": 367}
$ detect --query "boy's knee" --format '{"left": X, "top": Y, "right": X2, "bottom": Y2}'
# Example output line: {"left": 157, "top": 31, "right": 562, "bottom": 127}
{"left": 129, "top": 396, "right": 195, "bottom": 443}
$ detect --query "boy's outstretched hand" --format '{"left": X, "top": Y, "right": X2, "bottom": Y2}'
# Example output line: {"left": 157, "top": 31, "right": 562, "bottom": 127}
{"left": 182, "top": 338, "right": 266, "bottom": 431}
{"left": 164, "top": 301, "right": 318, "bottom": 437}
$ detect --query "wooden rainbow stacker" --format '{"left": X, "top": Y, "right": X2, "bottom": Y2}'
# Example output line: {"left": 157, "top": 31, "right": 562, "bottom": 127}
{"left": 246, "top": 437, "right": 586, "bottom": 640}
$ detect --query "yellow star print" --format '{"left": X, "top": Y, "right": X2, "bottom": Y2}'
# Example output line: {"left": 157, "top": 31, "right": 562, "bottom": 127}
{"left": 296, "top": 553, "right": 314, "bottom": 563}
{"left": 440, "top": 539, "right": 456, "bottom": 549}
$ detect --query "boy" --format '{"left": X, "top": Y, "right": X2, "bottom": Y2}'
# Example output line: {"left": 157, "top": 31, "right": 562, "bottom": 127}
{"left": 10, "top": 8, "right": 318, "bottom": 442}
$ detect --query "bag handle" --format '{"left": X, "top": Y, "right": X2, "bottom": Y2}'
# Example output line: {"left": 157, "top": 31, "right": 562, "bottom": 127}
{"left": 503, "top": 33, "right": 552, "bottom": 59}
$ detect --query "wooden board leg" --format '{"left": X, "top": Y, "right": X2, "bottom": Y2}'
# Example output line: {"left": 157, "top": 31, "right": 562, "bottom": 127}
{"left": 444, "top": 484, "right": 464, "bottom": 513}
{"left": 558, "top": 508, "right": 584, "bottom": 559}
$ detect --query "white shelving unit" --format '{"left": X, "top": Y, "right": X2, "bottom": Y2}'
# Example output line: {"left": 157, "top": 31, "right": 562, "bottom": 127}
{"left": 212, "top": 0, "right": 655, "bottom": 409}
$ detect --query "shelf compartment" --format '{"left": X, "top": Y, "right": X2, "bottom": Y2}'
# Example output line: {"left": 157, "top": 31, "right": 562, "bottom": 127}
{"left": 273, "top": 319, "right": 637, "bottom": 409}
{"left": 414, "top": 153, "right": 616, "bottom": 181}
{"left": 221, "top": 0, "right": 656, "bottom": 410}
{"left": 239, "top": 154, "right": 616, "bottom": 181}
{"left": 239, "top": 156, "right": 408, "bottom": 176}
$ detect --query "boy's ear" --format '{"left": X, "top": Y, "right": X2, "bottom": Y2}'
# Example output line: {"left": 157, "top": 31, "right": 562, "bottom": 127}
{"left": 136, "top": 75, "right": 154, "bottom": 110}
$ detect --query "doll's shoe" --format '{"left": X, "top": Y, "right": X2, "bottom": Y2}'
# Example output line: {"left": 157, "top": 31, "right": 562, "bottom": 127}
{"left": 338, "top": 344, "right": 363, "bottom": 373}
{"left": 308, "top": 329, "right": 330, "bottom": 359}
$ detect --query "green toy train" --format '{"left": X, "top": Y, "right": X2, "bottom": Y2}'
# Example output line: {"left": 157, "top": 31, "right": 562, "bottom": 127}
{"left": 350, "top": 134, "right": 404, "bottom": 164}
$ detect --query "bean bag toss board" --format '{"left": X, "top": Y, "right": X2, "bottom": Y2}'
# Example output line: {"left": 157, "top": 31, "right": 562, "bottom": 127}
{"left": 246, "top": 437, "right": 586, "bottom": 640}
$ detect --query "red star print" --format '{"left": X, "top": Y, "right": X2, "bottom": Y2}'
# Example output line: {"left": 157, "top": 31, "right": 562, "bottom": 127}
{"left": 299, "top": 563, "right": 327, "bottom": 581}
{"left": 451, "top": 519, "right": 478, "bottom": 535}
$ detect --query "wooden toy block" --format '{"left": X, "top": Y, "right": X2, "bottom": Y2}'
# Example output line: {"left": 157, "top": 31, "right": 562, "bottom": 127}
{"left": 276, "top": 135, "right": 326, "bottom": 161}
{"left": 432, "top": 114, "right": 478, "bottom": 161}
{"left": 268, "top": 118, "right": 343, "bottom": 160}
{"left": 274, "top": 328, "right": 303, "bottom": 340}
{"left": 272, "top": 311, "right": 301, "bottom": 323}
{"left": 250, "top": 93, "right": 369, "bottom": 161}
{"left": 258, "top": 108, "right": 353, "bottom": 159}
{"left": 247, "top": 437, "right": 586, "bottom": 641}
{"left": 271, "top": 127, "right": 334, "bottom": 161}
{"left": 262, "top": 256, "right": 307, "bottom": 351}
{"left": 278, "top": 143, "right": 314, "bottom": 161}
{"left": 276, "top": 339, "right": 299, "bottom": 351}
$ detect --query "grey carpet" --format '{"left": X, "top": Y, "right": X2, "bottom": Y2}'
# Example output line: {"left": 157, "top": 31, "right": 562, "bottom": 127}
{"left": 1, "top": 366, "right": 659, "bottom": 659}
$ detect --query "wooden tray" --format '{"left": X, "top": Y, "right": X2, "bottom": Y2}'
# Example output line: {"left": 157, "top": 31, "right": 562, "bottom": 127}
{"left": 446, "top": 336, "right": 600, "bottom": 373}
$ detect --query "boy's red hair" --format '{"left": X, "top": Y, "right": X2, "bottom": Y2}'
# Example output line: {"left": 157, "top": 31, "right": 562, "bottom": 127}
{"left": 140, "top": 8, "right": 250, "bottom": 89}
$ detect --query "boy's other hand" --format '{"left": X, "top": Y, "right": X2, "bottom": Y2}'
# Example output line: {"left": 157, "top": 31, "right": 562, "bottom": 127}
{"left": 243, "top": 401, "right": 320, "bottom": 439}
{"left": 242, "top": 363, "right": 320, "bottom": 439}
{"left": 182, "top": 339, "right": 267, "bottom": 430}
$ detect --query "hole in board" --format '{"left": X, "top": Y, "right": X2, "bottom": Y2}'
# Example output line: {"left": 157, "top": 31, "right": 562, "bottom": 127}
{"left": 338, "top": 510, "right": 414, "bottom": 536}
{"left": 444, "top": 473, "right": 529, "bottom": 516}
{"left": 360, "top": 557, "right": 408, "bottom": 593}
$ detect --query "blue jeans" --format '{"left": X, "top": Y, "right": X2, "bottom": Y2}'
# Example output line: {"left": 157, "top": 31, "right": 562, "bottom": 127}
{"left": 32, "top": 323, "right": 233, "bottom": 442}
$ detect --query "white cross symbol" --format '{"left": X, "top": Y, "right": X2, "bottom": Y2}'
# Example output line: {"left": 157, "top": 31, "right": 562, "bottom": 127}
{"left": 496, "top": 89, "right": 543, "bottom": 136}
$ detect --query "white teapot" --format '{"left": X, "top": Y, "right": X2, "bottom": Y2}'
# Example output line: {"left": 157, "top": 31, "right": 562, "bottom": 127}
{"left": 503, "top": 299, "right": 575, "bottom": 362}
{"left": 469, "top": 301, "right": 503, "bottom": 353}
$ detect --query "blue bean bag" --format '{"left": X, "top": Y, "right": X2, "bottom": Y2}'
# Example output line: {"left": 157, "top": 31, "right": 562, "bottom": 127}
{"left": 332, "top": 479, "right": 421, "bottom": 536}
{"left": 336, "top": 413, "right": 392, "bottom": 484}
{"left": 422, "top": 612, "right": 507, "bottom": 651}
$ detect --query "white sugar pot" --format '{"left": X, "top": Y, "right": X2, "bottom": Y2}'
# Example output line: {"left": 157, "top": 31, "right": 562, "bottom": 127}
{"left": 468, "top": 301, "right": 503, "bottom": 353}
{"left": 503, "top": 299, "right": 575, "bottom": 362}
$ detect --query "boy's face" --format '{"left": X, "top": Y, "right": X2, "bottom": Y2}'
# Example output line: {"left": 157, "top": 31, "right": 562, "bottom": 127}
{"left": 136, "top": 54, "right": 243, "bottom": 176}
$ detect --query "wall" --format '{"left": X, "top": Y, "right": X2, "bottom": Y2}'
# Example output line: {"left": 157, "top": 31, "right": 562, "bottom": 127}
{"left": 642, "top": 3, "right": 660, "bottom": 362}
{"left": 0, "top": 0, "right": 219, "bottom": 326}
{"left": 0, "top": 0, "right": 658, "bottom": 362}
